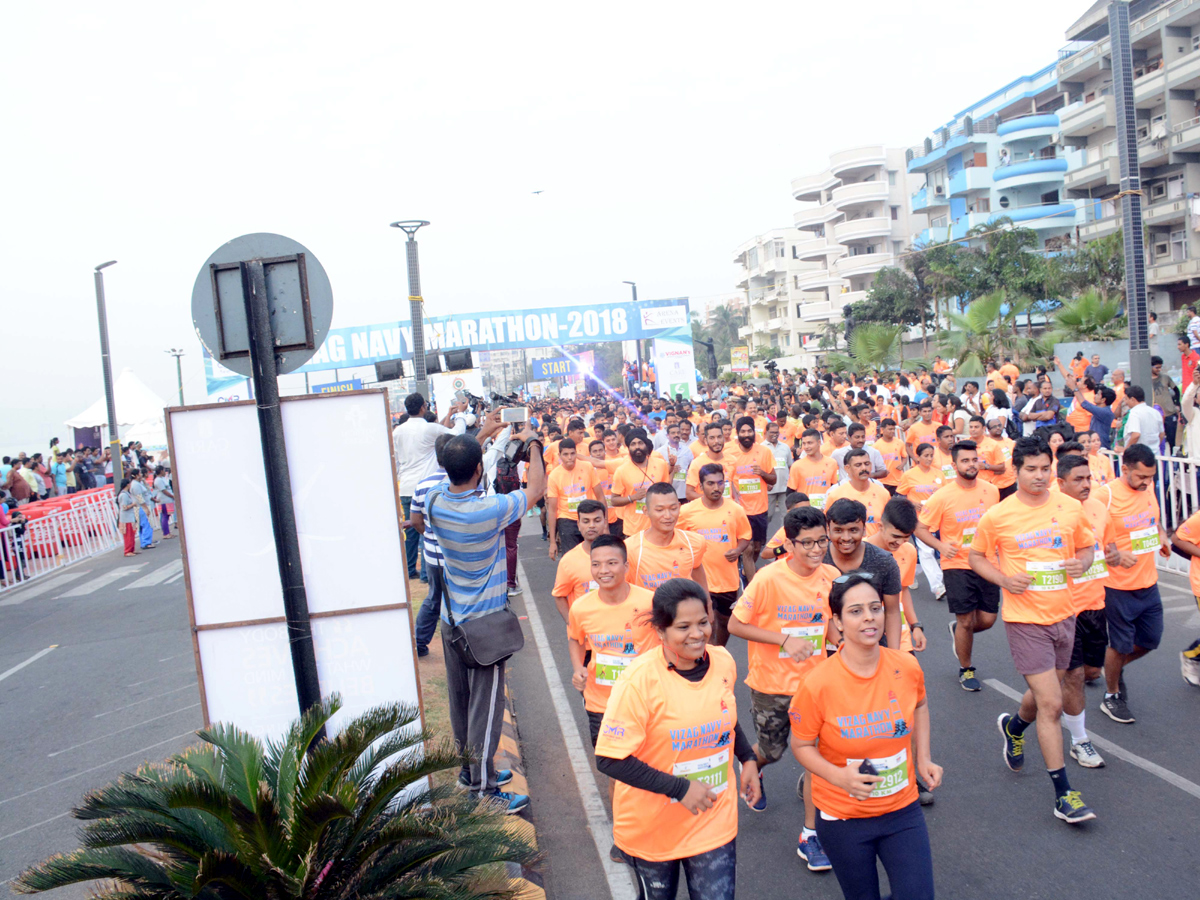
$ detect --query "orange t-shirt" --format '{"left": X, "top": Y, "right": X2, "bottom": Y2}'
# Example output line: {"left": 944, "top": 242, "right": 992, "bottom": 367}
{"left": 625, "top": 528, "right": 707, "bottom": 591}
{"left": 989, "top": 436, "right": 1016, "bottom": 489}
{"left": 897, "top": 465, "right": 946, "bottom": 506}
{"left": 678, "top": 498, "right": 752, "bottom": 592}
{"left": 789, "top": 648, "right": 926, "bottom": 820}
{"left": 932, "top": 447, "right": 956, "bottom": 482}
{"left": 1070, "top": 358, "right": 1089, "bottom": 380}
{"left": 888, "top": 541, "right": 918, "bottom": 652}
{"left": 546, "top": 460, "right": 599, "bottom": 521}
{"left": 689, "top": 439, "right": 708, "bottom": 459}
{"left": 1088, "top": 453, "right": 1115, "bottom": 489}
{"left": 871, "top": 437, "right": 906, "bottom": 486}
{"left": 686, "top": 452, "right": 737, "bottom": 499}
{"left": 972, "top": 492, "right": 1094, "bottom": 625}
{"left": 567, "top": 585, "right": 657, "bottom": 713}
{"left": 1071, "top": 496, "right": 1115, "bottom": 613}
{"left": 1110, "top": 383, "right": 1126, "bottom": 415}
{"left": 596, "top": 646, "right": 740, "bottom": 861}
{"left": 1065, "top": 390, "right": 1093, "bottom": 432}
{"left": 826, "top": 480, "right": 892, "bottom": 536}
{"left": 1000, "top": 363, "right": 1021, "bottom": 385}
{"left": 543, "top": 440, "right": 561, "bottom": 474}
{"left": 905, "top": 420, "right": 939, "bottom": 451}
{"left": 612, "top": 456, "right": 671, "bottom": 534}
{"left": 729, "top": 443, "right": 775, "bottom": 516}
{"left": 552, "top": 543, "right": 598, "bottom": 608}
{"left": 917, "top": 480, "right": 1000, "bottom": 570}
{"left": 733, "top": 561, "right": 838, "bottom": 695}
{"left": 786, "top": 456, "right": 840, "bottom": 510}
{"left": 1092, "top": 480, "right": 1161, "bottom": 591}
{"left": 1173, "top": 509, "right": 1200, "bottom": 597}
{"left": 591, "top": 457, "right": 620, "bottom": 524}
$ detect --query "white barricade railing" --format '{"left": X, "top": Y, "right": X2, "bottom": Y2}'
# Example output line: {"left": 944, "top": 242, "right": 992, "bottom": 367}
{"left": 0, "top": 493, "right": 122, "bottom": 594}
{"left": 1102, "top": 449, "right": 1199, "bottom": 576}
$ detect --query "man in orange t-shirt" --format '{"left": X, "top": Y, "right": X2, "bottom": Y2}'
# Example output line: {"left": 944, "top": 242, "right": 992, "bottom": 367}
{"left": 915, "top": 440, "right": 1000, "bottom": 691}
{"left": 610, "top": 428, "right": 670, "bottom": 536}
{"left": 1169, "top": 509, "right": 1200, "bottom": 688}
{"left": 545, "top": 439, "right": 606, "bottom": 558}
{"left": 551, "top": 500, "right": 610, "bottom": 622}
{"left": 868, "top": 496, "right": 926, "bottom": 656}
{"left": 686, "top": 422, "right": 740, "bottom": 502}
{"left": 678, "top": 464, "right": 751, "bottom": 646}
{"left": 587, "top": 440, "right": 622, "bottom": 532}
{"left": 1092, "top": 443, "right": 1170, "bottom": 725}
{"left": 1000, "top": 357, "right": 1021, "bottom": 386}
{"left": 787, "top": 430, "right": 840, "bottom": 511}
{"left": 730, "top": 416, "right": 777, "bottom": 580}
{"left": 970, "top": 436, "right": 1097, "bottom": 824}
{"left": 826, "top": 450, "right": 891, "bottom": 537}
{"left": 729, "top": 504, "right": 837, "bottom": 843}
{"left": 624, "top": 482, "right": 708, "bottom": 595}
{"left": 985, "top": 417, "right": 1017, "bottom": 496}
{"left": 905, "top": 402, "right": 940, "bottom": 464}
{"left": 870, "top": 418, "right": 906, "bottom": 493}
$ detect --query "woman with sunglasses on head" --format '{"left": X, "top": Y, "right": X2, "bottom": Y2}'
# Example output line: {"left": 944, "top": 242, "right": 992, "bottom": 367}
{"left": 595, "top": 578, "right": 760, "bottom": 900}
{"left": 789, "top": 570, "right": 942, "bottom": 900}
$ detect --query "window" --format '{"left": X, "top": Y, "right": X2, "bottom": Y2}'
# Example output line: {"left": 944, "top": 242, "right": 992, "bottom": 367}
{"left": 1153, "top": 238, "right": 1170, "bottom": 261}
{"left": 1150, "top": 180, "right": 1168, "bottom": 201}
{"left": 796, "top": 303, "right": 804, "bottom": 317}
{"left": 1168, "top": 173, "right": 1185, "bottom": 199}
{"left": 785, "top": 334, "right": 791, "bottom": 347}
{"left": 893, "top": 241, "right": 903, "bottom": 256}
{"left": 792, "top": 245, "right": 798, "bottom": 259}
{"left": 977, "top": 197, "right": 991, "bottom": 213}
{"left": 1172, "top": 230, "right": 1186, "bottom": 261}
{"left": 931, "top": 215, "right": 948, "bottom": 227}
{"left": 890, "top": 206, "right": 899, "bottom": 220}
{"left": 887, "top": 171, "right": 897, "bottom": 185}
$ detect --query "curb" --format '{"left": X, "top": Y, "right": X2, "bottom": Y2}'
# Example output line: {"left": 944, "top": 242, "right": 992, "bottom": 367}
{"left": 498, "top": 681, "right": 547, "bottom": 900}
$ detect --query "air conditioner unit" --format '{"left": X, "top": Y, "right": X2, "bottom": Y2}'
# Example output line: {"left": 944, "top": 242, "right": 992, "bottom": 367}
{"left": 934, "top": 185, "right": 946, "bottom": 196}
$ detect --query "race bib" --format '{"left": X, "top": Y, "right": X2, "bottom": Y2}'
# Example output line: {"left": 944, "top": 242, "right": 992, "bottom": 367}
{"left": 1075, "top": 547, "right": 1108, "bottom": 584}
{"left": 723, "top": 483, "right": 732, "bottom": 498}
{"left": 809, "top": 492, "right": 826, "bottom": 509}
{"left": 941, "top": 464, "right": 955, "bottom": 480}
{"left": 1130, "top": 526, "right": 1159, "bottom": 556}
{"left": 673, "top": 748, "right": 730, "bottom": 795}
{"left": 737, "top": 477, "right": 762, "bottom": 495}
{"left": 635, "top": 498, "right": 647, "bottom": 514}
{"left": 780, "top": 624, "right": 824, "bottom": 658}
{"left": 673, "top": 469, "right": 686, "bottom": 482}
{"left": 567, "top": 493, "right": 585, "bottom": 512}
{"left": 593, "top": 652, "right": 633, "bottom": 687}
{"left": 848, "top": 748, "right": 909, "bottom": 798}
{"left": 961, "top": 527, "right": 976, "bottom": 548}
{"left": 1026, "top": 560, "right": 1067, "bottom": 592}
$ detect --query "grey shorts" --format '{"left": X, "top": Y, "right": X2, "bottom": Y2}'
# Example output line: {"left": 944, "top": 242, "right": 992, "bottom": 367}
{"left": 1005, "top": 617, "right": 1076, "bottom": 676}
{"left": 750, "top": 689, "right": 792, "bottom": 764}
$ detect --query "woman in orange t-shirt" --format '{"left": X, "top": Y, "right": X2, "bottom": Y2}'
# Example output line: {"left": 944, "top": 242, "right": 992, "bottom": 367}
{"left": 789, "top": 572, "right": 941, "bottom": 899}
{"left": 595, "top": 579, "right": 759, "bottom": 898}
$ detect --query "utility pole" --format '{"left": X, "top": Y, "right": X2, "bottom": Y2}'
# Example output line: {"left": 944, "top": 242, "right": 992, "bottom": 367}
{"left": 623, "top": 281, "right": 642, "bottom": 395}
{"left": 391, "top": 221, "right": 430, "bottom": 401}
{"left": 93, "top": 261, "right": 122, "bottom": 491}
{"left": 166, "top": 349, "right": 185, "bottom": 405}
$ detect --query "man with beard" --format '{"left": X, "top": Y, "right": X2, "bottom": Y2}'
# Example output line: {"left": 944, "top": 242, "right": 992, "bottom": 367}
{"left": 913, "top": 441, "right": 1000, "bottom": 692}
{"left": 825, "top": 449, "right": 890, "bottom": 538}
{"left": 610, "top": 428, "right": 671, "bottom": 536}
{"left": 730, "top": 416, "right": 777, "bottom": 582}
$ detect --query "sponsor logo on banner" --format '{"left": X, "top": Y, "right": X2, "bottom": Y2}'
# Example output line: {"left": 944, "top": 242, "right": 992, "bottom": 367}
{"left": 639, "top": 305, "right": 688, "bottom": 329}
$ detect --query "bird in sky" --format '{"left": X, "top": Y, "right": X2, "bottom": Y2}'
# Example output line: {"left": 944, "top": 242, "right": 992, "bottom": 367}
{"left": 532, "top": 190, "right": 543, "bottom": 195}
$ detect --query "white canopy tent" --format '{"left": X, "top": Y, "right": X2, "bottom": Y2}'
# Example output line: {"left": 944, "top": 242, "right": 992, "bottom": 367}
{"left": 65, "top": 369, "right": 169, "bottom": 449}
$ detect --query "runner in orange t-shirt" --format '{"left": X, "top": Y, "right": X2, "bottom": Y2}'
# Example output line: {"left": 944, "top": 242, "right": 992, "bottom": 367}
{"left": 870, "top": 418, "right": 906, "bottom": 491}
{"left": 730, "top": 417, "right": 777, "bottom": 580}
{"left": 1083, "top": 431, "right": 1115, "bottom": 489}
{"left": 678, "top": 464, "right": 751, "bottom": 646}
{"left": 914, "top": 441, "right": 1000, "bottom": 692}
{"left": 826, "top": 450, "right": 891, "bottom": 537}
{"left": 587, "top": 440, "right": 621, "bottom": 529}
{"left": 787, "top": 430, "right": 840, "bottom": 511}
{"left": 905, "top": 403, "right": 940, "bottom": 463}
{"left": 1091, "top": 442, "right": 1170, "bottom": 725}
{"left": 970, "top": 436, "right": 1097, "bottom": 824}
{"left": 624, "top": 483, "right": 708, "bottom": 595}
{"left": 1169, "top": 509, "right": 1200, "bottom": 688}
{"left": 595, "top": 580, "right": 759, "bottom": 881}
{"left": 610, "top": 428, "right": 671, "bottom": 535}
{"left": 729, "top": 504, "right": 838, "bottom": 861}
{"left": 686, "top": 422, "right": 740, "bottom": 503}
{"left": 985, "top": 417, "right": 1017, "bottom": 494}
{"left": 867, "top": 496, "right": 926, "bottom": 656}
{"left": 550, "top": 500, "right": 610, "bottom": 621}
{"left": 545, "top": 440, "right": 606, "bottom": 558}
{"left": 790, "top": 572, "right": 940, "bottom": 893}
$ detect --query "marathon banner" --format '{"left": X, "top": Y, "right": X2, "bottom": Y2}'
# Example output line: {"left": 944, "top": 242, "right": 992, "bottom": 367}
{"left": 311, "top": 378, "right": 363, "bottom": 394}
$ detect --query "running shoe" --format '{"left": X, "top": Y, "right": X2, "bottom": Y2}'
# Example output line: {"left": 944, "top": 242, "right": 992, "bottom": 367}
{"left": 482, "top": 790, "right": 529, "bottom": 815}
{"left": 1100, "top": 693, "right": 1135, "bottom": 724}
{"left": 609, "top": 843, "right": 628, "bottom": 864}
{"left": 997, "top": 713, "right": 1025, "bottom": 771}
{"left": 797, "top": 834, "right": 832, "bottom": 872}
{"left": 934, "top": 589, "right": 946, "bottom": 602}
{"left": 1054, "top": 790, "right": 1096, "bottom": 824}
{"left": 1182, "top": 645, "right": 1200, "bottom": 687}
{"left": 507, "top": 583, "right": 523, "bottom": 596}
{"left": 1070, "top": 741, "right": 1105, "bottom": 768}
{"left": 959, "top": 667, "right": 981, "bottom": 691}
{"left": 947, "top": 621, "right": 957, "bottom": 661}
{"left": 749, "top": 773, "right": 766, "bottom": 812}
{"left": 416, "top": 644, "right": 429, "bottom": 658}
{"left": 458, "top": 769, "right": 514, "bottom": 790}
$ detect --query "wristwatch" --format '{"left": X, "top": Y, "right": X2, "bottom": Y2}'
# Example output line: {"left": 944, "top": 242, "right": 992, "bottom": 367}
{"left": 911, "top": 623, "right": 924, "bottom": 631}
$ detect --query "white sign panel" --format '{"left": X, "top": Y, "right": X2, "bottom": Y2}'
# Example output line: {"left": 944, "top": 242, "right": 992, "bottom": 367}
{"left": 430, "top": 369, "right": 485, "bottom": 418}
{"left": 639, "top": 304, "right": 688, "bottom": 330}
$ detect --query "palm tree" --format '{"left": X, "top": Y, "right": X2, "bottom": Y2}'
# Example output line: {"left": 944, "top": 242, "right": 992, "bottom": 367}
{"left": 1043, "top": 289, "right": 1127, "bottom": 344}
{"left": 823, "top": 323, "right": 904, "bottom": 375}
{"left": 938, "top": 289, "right": 1043, "bottom": 377}
{"left": 15, "top": 697, "right": 537, "bottom": 900}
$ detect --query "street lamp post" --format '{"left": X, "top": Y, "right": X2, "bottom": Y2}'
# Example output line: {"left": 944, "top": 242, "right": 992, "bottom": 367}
{"left": 165, "top": 348, "right": 185, "bottom": 406}
{"left": 623, "top": 281, "right": 642, "bottom": 395}
{"left": 93, "top": 261, "right": 122, "bottom": 491}
{"left": 390, "top": 220, "right": 430, "bottom": 401}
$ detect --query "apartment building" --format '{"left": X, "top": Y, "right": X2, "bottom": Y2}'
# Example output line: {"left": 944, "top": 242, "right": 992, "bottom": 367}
{"left": 788, "top": 147, "right": 925, "bottom": 340}
{"left": 1058, "top": 0, "right": 1200, "bottom": 310}
{"left": 906, "top": 65, "right": 1082, "bottom": 251}
{"left": 731, "top": 228, "right": 819, "bottom": 354}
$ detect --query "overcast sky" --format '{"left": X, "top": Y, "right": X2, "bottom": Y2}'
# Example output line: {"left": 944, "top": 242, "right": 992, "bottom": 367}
{"left": 0, "top": 0, "right": 1078, "bottom": 449}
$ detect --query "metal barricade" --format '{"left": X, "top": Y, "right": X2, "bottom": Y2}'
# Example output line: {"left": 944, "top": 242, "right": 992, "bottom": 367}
{"left": 0, "top": 493, "right": 121, "bottom": 595}
{"left": 1103, "top": 448, "right": 1200, "bottom": 576}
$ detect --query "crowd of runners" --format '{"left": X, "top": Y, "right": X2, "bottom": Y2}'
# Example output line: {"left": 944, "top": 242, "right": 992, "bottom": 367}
{"left": 515, "top": 364, "right": 1200, "bottom": 900}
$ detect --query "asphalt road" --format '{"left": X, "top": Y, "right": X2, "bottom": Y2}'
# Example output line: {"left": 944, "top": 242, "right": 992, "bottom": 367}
{"left": 508, "top": 513, "right": 1200, "bottom": 900}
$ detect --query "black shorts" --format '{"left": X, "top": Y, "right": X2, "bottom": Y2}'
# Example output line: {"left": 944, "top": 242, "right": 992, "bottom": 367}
{"left": 998, "top": 484, "right": 1017, "bottom": 500}
{"left": 943, "top": 568, "right": 1000, "bottom": 616}
{"left": 710, "top": 590, "right": 739, "bottom": 617}
{"left": 748, "top": 512, "right": 768, "bottom": 545}
{"left": 609, "top": 519, "right": 625, "bottom": 539}
{"left": 587, "top": 709, "right": 604, "bottom": 748}
{"left": 1070, "top": 607, "right": 1108, "bottom": 670}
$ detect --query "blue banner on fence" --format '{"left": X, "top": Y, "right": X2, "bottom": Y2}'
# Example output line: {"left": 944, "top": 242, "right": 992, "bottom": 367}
{"left": 532, "top": 357, "right": 581, "bottom": 379}
{"left": 311, "top": 378, "right": 363, "bottom": 394}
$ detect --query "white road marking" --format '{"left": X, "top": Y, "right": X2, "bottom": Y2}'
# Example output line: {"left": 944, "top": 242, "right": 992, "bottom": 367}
{"left": 164, "top": 571, "right": 185, "bottom": 584}
{"left": 0, "top": 731, "right": 197, "bottom": 806}
{"left": 0, "top": 811, "right": 71, "bottom": 842}
{"left": 120, "top": 559, "right": 183, "bottom": 590}
{"left": 60, "top": 565, "right": 145, "bottom": 597}
{"left": 516, "top": 559, "right": 637, "bottom": 900}
{"left": 50, "top": 703, "right": 200, "bottom": 757}
{"left": 1158, "top": 583, "right": 1193, "bottom": 597}
{"left": 984, "top": 678, "right": 1200, "bottom": 800}
{"left": 0, "top": 646, "right": 58, "bottom": 683}
{"left": 0, "top": 570, "right": 92, "bottom": 606}
{"left": 93, "top": 682, "right": 198, "bottom": 718}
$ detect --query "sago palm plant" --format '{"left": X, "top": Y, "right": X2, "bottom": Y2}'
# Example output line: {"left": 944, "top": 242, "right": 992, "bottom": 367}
{"left": 938, "top": 289, "right": 1042, "bottom": 377}
{"left": 14, "top": 696, "right": 538, "bottom": 900}
{"left": 1044, "top": 289, "right": 1128, "bottom": 345}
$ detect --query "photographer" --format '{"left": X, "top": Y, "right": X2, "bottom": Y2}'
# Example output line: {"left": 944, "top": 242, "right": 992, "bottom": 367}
{"left": 424, "top": 415, "right": 546, "bottom": 812}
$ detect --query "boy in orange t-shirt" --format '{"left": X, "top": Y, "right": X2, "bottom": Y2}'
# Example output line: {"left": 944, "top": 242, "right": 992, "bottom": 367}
{"left": 551, "top": 500, "right": 610, "bottom": 622}
{"left": 787, "top": 430, "right": 840, "bottom": 511}
{"left": 870, "top": 418, "right": 907, "bottom": 492}
{"left": 868, "top": 496, "right": 926, "bottom": 655}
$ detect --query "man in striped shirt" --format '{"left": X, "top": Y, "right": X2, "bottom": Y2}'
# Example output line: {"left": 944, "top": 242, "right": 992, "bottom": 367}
{"left": 425, "top": 423, "right": 546, "bottom": 812}
{"left": 409, "top": 434, "right": 457, "bottom": 659}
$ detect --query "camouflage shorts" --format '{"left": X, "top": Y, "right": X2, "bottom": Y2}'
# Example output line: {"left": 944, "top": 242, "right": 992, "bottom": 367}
{"left": 750, "top": 689, "right": 793, "bottom": 763}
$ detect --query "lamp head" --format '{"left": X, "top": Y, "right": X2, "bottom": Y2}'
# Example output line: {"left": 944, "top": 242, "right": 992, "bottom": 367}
{"left": 95, "top": 260, "right": 117, "bottom": 271}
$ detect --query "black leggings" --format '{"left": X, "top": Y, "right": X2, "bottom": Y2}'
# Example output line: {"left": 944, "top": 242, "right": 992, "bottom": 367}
{"left": 628, "top": 838, "right": 736, "bottom": 900}
{"left": 816, "top": 801, "right": 933, "bottom": 900}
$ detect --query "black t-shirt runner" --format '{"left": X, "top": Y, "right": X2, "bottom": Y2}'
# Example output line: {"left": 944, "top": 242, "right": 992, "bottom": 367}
{"left": 823, "top": 541, "right": 902, "bottom": 598}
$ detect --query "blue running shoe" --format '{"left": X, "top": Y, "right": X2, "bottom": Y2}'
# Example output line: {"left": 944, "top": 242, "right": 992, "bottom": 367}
{"left": 797, "top": 834, "right": 832, "bottom": 872}
{"left": 458, "top": 769, "right": 513, "bottom": 790}
{"left": 483, "top": 790, "right": 529, "bottom": 815}
{"left": 997, "top": 713, "right": 1025, "bottom": 772}
{"left": 1054, "top": 790, "right": 1096, "bottom": 824}
{"left": 750, "top": 773, "right": 766, "bottom": 812}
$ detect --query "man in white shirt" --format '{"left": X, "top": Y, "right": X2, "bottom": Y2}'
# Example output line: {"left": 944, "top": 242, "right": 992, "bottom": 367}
{"left": 1120, "top": 385, "right": 1164, "bottom": 453}
{"left": 832, "top": 422, "right": 888, "bottom": 481}
{"left": 761, "top": 419, "right": 794, "bottom": 521}
{"left": 1186, "top": 306, "right": 1200, "bottom": 351}
{"left": 393, "top": 392, "right": 466, "bottom": 581}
